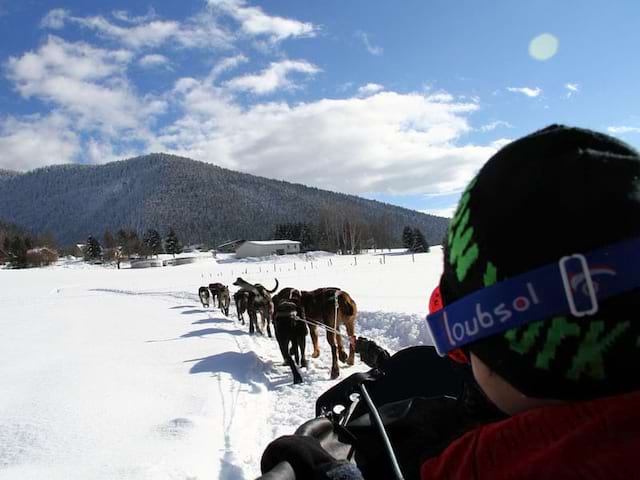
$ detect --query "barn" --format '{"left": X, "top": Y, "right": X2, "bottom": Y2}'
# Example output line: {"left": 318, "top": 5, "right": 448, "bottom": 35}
{"left": 235, "top": 240, "right": 301, "bottom": 258}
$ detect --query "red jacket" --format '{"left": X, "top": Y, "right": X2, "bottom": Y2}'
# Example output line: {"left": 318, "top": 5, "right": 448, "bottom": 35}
{"left": 420, "top": 390, "right": 640, "bottom": 480}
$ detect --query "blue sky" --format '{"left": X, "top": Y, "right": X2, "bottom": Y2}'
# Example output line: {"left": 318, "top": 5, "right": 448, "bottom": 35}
{"left": 2, "top": 0, "right": 640, "bottom": 217}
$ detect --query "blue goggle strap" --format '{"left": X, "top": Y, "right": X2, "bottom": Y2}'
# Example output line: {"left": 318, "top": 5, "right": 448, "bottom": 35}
{"left": 426, "top": 236, "right": 640, "bottom": 356}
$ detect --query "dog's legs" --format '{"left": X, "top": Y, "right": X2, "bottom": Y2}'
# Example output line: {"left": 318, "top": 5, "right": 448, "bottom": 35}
{"left": 300, "top": 333, "right": 308, "bottom": 368}
{"left": 336, "top": 326, "right": 348, "bottom": 364}
{"left": 345, "top": 317, "right": 356, "bottom": 366}
{"left": 309, "top": 325, "right": 320, "bottom": 358}
{"left": 277, "top": 329, "right": 302, "bottom": 384}
{"left": 326, "top": 329, "right": 340, "bottom": 379}
{"left": 248, "top": 309, "right": 257, "bottom": 335}
{"left": 292, "top": 336, "right": 300, "bottom": 366}
{"left": 264, "top": 306, "right": 273, "bottom": 338}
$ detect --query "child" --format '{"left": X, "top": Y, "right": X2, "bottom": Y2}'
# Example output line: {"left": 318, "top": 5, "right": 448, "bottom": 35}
{"left": 261, "top": 125, "right": 640, "bottom": 479}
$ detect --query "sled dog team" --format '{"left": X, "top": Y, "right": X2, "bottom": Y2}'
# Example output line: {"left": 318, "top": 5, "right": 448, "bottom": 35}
{"left": 198, "top": 277, "right": 358, "bottom": 382}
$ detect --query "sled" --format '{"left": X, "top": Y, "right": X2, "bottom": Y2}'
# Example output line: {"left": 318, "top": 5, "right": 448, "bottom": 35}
{"left": 257, "top": 345, "right": 504, "bottom": 480}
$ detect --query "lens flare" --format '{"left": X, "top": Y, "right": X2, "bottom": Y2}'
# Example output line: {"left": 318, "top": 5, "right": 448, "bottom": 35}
{"left": 529, "top": 33, "right": 559, "bottom": 61}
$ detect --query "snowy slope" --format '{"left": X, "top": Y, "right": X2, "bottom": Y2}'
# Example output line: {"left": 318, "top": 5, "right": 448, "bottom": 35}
{"left": 0, "top": 248, "right": 442, "bottom": 479}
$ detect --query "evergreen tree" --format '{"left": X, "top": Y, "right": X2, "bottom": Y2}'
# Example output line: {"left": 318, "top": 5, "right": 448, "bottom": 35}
{"left": 143, "top": 229, "right": 163, "bottom": 257}
{"left": 103, "top": 229, "right": 116, "bottom": 249}
{"left": 117, "top": 229, "right": 141, "bottom": 257}
{"left": 300, "top": 223, "right": 315, "bottom": 251}
{"left": 412, "top": 227, "right": 429, "bottom": 253}
{"left": 402, "top": 226, "right": 415, "bottom": 251}
{"left": 84, "top": 236, "right": 102, "bottom": 261}
{"left": 273, "top": 224, "right": 286, "bottom": 240}
{"left": 165, "top": 228, "right": 182, "bottom": 257}
{"left": 6, "top": 235, "right": 28, "bottom": 268}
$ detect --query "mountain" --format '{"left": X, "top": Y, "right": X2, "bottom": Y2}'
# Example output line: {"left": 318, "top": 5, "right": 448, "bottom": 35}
{"left": 0, "top": 154, "right": 449, "bottom": 247}
{"left": 0, "top": 169, "right": 19, "bottom": 180}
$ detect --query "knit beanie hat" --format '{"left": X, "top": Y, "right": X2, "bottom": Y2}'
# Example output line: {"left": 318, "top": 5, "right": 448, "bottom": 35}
{"left": 440, "top": 124, "right": 640, "bottom": 401}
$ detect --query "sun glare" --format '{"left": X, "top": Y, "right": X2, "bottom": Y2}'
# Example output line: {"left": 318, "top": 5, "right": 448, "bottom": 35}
{"left": 529, "top": 33, "right": 559, "bottom": 61}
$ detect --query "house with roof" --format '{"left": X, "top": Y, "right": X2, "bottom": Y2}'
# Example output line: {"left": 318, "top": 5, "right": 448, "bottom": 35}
{"left": 235, "top": 240, "right": 301, "bottom": 258}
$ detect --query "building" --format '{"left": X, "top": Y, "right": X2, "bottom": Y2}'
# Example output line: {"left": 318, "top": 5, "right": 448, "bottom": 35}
{"left": 235, "top": 240, "right": 301, "bottom": 258}
{"left": 216, "top": 239, "right": 245, "bottom": 253}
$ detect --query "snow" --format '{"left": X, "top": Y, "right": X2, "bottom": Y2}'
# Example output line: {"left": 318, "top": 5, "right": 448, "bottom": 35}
{"left": 0, "top": 248, "right": 442, "bottom": 479}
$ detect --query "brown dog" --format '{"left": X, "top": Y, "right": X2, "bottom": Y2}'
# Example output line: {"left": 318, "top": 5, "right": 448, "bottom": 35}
{"left": 300, "top": 288, "right": 357, "bottom": 379}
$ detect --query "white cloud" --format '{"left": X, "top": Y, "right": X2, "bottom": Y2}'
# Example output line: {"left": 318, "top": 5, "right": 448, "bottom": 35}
{"left": 490, "top": 138, "right": 513, "bottom": 149}
{"left": 479, "top": 120, "right": 513, "bottom": 132}
{"left": 565, "top": 82, "right": 579, "bottom": 98}
{"left": 139, "top": 54, "right": 169, "bottom": 68}
{"left": 40, "top": 8, "right": 69, "bottom": 29}
{"left": 161, "top": 85, "right": 493, "bottom": 196}
{"left": 210, "top": 55, "right": 248, "bottom": 79}
{"left": 356, "top": 83, "right": 384, "bottom": 97}
{"left": 607, "top": 126, "right": 640, "bottom": 135}
{"left": 112, "top": 8, "right": 157, "bottom": 24}
{"left": 41, "top": 9, "right": 232, "bottom": 51}
{"left": 5, "top": 36, "right": 164, "bottom": 135}
{"left": 208, "top": 0, "right": 316, "bottom": 43}
{"left": 355, "top": 31, "right": 383, "bottom": 55}
{"left": 0, "top": 114, "right": 80, "bottom": 170}
{"left": 507, "top": 86, "right": 542, "bottom": 97}
{"left": 225, "top": 60, "right": 320, "bottom": 94}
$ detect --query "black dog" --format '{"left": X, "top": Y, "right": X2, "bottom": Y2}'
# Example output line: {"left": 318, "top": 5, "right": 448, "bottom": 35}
{"left": 272, "top": 288, "right": 308, "bottom": 384}
{"left": 198, "top": 286, "right": 210, "bottom": 308}
{"left": 234, "top": 290, "right": 249, "bottom": 325}
{"left": 208, "top": 282, "right": 225, "bottom": 307}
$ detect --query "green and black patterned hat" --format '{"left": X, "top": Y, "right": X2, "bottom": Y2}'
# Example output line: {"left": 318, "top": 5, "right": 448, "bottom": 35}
{"left": 440, "top": 124, "right": 640, "bottom": 400}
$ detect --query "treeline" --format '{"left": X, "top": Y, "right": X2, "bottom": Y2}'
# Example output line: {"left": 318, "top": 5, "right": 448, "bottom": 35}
{"left": 83, "top": 227, "right": 184, "bottom": 263}
{"left": 273, "top": 216, "right": 429, "bottom": 255}
{"left": 273, "top": 207, "right": 395, "bottom": 254}
{"left": 1, "top": 233, "right": 58, "bottom": 268}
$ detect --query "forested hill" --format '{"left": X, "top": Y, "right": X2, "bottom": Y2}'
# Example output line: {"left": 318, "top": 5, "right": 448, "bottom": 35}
{"left": 0, "top": 169, "right": 19, "bottom": 180}
{"left": 0, "top": 154, "right": 449, "bottom": 247}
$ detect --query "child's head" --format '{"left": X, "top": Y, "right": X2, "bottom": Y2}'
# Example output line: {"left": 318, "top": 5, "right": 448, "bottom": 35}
{"left": 437, "top": 125, "right": 640, "bottom": 410}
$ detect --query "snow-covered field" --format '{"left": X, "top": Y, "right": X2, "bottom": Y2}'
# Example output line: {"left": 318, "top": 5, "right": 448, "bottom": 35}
{"left": 0, "top": 248, "right": 442, "bottom": 480}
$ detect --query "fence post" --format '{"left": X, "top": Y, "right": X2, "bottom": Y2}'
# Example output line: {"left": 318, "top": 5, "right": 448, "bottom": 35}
{"left": 412, "top": 253, "right": 415, "bottom": 263}
{"left": 354, "top": 256, "right": 357, "bottom": 266}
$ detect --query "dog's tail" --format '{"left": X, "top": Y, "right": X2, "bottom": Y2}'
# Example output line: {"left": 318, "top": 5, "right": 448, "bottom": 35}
{"left": 266, "top": 278, "right": 279, "bottom": 294}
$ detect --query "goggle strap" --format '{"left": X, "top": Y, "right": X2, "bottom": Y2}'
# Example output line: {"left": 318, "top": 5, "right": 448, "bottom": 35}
{"left": 427, "top": 236, "right": 640, "bottom": 356}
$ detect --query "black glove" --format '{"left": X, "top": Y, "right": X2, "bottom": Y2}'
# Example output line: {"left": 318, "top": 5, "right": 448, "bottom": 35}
{"left": 261, "top": 435, "right": 363, "bottom": 479}
{"left": 355, "top": 337, "right": 390, "bottom": 369}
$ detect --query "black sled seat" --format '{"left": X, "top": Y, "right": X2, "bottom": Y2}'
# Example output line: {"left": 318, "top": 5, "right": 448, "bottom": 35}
{"left": 257, "top": 346, "right": 503, "bottom": 480}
